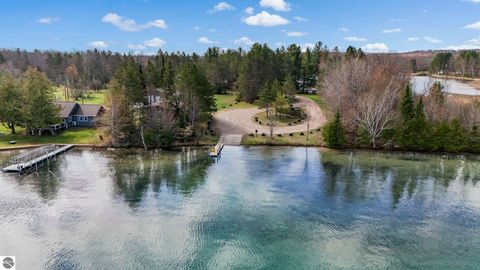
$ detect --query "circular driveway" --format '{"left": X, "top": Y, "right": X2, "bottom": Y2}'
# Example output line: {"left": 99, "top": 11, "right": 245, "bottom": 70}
{"left": 214, "top": 96, "right": 327, "bottom": 136}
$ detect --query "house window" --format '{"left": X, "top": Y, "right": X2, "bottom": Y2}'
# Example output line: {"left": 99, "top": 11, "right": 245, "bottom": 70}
{"left": 78, "top": 116, "right": 88, "bottom": 122}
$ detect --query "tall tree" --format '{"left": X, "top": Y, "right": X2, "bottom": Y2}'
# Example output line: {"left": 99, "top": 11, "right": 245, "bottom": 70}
{"left": 0, "top": 71, "right": 23, "bottom": 134}
{"left": 322, "top": 109, "right": 346, "bottom": 148}
{"left": 21, "top": 68, "right": 59, "bottom": 134}
{"left": 174, "top": 62, "right": 214, "bottom": 128}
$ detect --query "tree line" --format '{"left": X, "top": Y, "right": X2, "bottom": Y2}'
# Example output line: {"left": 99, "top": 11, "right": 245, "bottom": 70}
{"left": 322, "top": 55, "right": 480, "bottom": 153}
{"left": 101, "top": 42, "right": 340, "bottom": 148}
{"left": 420, "top": 50, "right": 480, "bottom": 77}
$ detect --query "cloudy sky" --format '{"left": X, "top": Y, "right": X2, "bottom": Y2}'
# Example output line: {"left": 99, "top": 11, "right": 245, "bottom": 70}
{"left": 2, "top": 0, "right": 480, "bottom": 54}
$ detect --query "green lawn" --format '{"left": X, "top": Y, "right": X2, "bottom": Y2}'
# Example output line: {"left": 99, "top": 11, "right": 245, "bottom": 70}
{"left": 54, "top": 87, "right": 106, "bottom": 105}
{"left": 215, "top": 92, "right": 255, "bottom": 111}
{"left": 242, "top": 129, "right": 323, "bottom": 146}
{"left": 253, "top": 109, "right": 306, "bottom": 127}
{"left": 0, "top": 125, "right": 100, "bottom": 148}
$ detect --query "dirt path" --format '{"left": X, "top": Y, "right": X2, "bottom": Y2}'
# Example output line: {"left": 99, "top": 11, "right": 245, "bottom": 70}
{"left": 213, "top": 96, "right": 327, "bottom": 145}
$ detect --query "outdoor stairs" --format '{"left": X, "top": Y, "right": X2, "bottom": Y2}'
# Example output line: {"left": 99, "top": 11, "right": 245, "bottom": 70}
{"left": 219, "top": 135, "right": 243, "bottom": 146}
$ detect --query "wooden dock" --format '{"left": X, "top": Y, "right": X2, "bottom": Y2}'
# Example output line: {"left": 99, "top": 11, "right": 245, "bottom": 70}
{"left": 208, "top": 143, "right": 224, "bottom": 158}
{"left": 1, "top": 144, "right": 74, "bottom": 174}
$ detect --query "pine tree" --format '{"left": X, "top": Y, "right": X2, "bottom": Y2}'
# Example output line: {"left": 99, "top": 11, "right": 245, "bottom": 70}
{"left": 397, "top": 84, "right": 416, "bottom": 149}
{"left": 400, "top": 84, "right": 415, "bottom": 121}
{"left": 259, "top": 82, "right": 276, "bottom": 118}
{"left": 322, "top": 109, "right": 346, "bottom": 148}
{"left": 412, "top": 97, "right": 429, "bottom": 150}
{"left": 282, "top": 74, "right": 297, "bottom": 104}
{"left": 21, "top": 68, "right": 59, "bottom": 134}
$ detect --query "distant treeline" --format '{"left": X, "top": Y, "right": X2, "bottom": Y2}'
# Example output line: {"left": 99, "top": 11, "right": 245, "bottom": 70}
{"left": 0, "top": 44, "right": 406, "bottom": 96}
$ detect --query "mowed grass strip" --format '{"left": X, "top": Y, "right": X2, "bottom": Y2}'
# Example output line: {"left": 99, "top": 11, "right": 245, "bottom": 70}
{"left": 215, "top": 92, "right": 255, "bottom": 111}
{"left": 0, "top": 125, "right": 100, "bottom": 148}
{"left": 242, "top": 129, "right": 323, "bottom": 146}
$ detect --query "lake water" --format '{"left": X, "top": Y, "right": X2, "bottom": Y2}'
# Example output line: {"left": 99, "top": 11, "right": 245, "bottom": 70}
{"left": 411, "top": 76, "right": 480, "bottom": 96}
{"left": 1, "top": 147, "right": 480, "bottom": 269}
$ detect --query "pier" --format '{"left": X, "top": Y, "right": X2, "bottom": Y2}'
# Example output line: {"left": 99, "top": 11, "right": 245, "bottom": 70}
{"left": 208, "top": 143, "right": 224, "bottom": 158}
{"left": 1, "top": 144, "right": 74, "bottom": 174}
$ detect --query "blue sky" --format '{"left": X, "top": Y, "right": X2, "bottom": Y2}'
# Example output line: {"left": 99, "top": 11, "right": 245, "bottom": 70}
{"left": 1, "top": 0, "right": 480, "bottom": 54}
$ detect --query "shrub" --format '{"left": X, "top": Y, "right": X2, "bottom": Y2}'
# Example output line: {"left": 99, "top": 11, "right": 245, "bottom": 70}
{"left": 322, "top": 109, "right": 347, "bottom": 148}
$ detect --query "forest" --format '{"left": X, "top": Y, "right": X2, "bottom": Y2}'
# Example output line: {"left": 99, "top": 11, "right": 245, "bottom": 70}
{"left": 1, "top": 45, "right": 480, "bottom": 153}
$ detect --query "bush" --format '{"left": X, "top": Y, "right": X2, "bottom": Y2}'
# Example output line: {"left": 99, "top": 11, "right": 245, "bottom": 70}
{"left": 322, "top": 110, "right": 346, "bottom": 148}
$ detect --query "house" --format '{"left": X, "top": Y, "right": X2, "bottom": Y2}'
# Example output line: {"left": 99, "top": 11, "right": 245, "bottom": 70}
{"left": 55, "top": 101, "right": 105, "bottom": 128}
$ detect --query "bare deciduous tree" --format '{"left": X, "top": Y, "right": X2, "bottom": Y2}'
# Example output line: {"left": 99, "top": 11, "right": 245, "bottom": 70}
{"left": 354, "top": 80, "right": 400, "bottom": 148}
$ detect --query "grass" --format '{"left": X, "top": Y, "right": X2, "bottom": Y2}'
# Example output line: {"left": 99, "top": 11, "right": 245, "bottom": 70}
{"left": 0, "top": 125, "right": 100, "bottom": 148}
{"left": 253, "top": 109, "right": 305, "bottom": 127}
{"left": 242, "top": 129, "right": 323, "bottom": 146}
{"left": 54, "top": 87, "right": 106, "bottom": 105}
{"left": 215, "top": 92, "right": 255, "bottom": 111}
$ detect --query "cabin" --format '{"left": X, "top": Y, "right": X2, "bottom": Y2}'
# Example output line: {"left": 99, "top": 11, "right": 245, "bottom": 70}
{"left": 55, "top": 101, "right": 105, "bottom": 128}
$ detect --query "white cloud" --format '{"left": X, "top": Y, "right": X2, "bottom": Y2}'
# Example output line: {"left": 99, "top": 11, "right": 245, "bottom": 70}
{"left": 464, "top": 21, "right": 480, "bottom": 30}
{"left": 144, "top": 19, "right": 168, "bottom": 29}
{"left": 276, "top": 42, "right": 286, "bottom": 47}
{"left": 300, "top": 43, "right": 315, "bottom": 52}
{"left": 260, "top": 0, "right": 291, "bottom": 11}
{"left": 245, "top": 7, "right": 255, "bottom": 15}
{"left": 243, "top": 11, "right": 289, "bottom": 27}
{"left": 339, "top": 27, "right": 349, "bottom": 32}
{"left": 344, "top": 36, "right": 367, "bottom": 42}
{"left": 294, "top": 16, "right": 308, "bottom": 22}
{"left": 382, "top": 28, "right": 403, "bottom": 34}
{"left": 37, "top": 17, "right": 60, "bottom": 24}
{"left": 407, "top": 37, "right": 420, "bottom": 42}
{"left": 463, "top": 0, "right": 480, "bottom": 3}
{"left": 234, "top": 36, "right": 255, "bottom": 46}
{"left": 194, "top": 26, "right": 202, "bottom": 31}
{"left": 209, "top": 2, "right": 235, "bottom": 12}
{"left": 127, "top": 44, "right": 146, "bottom": 50}
{"left": 424, "top": 36, "right": 442, "bottom": 43}
{"left": 286, "top": 31, "right": 307, "bottom": 37}
{"left": 102, "top": 13, "right": 167, "bottom": 32}
{"left": 443, "top": 44, "right": 480, "bottom": 50}
{"left": 469, "top": 37, "right": 480, "bottom": 44}
{"left": 362, "top": 43, "right": 389, "bottom": 53}
{"left": 87, "top": 41, "right": 108, "bottom": 48}
{"left": 442, "top": 36, "right": 480, "bottom": 50}
{"left": 144, "top": 37, "right": 166, "bottom": 48}
{"left": 198, "top": 36, "right": 218, "bottom": 44}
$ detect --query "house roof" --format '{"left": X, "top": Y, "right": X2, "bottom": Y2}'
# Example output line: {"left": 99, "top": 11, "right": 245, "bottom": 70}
{"left": 55, "top": 101, "right": 78, "bottom": 118}
{"left": 73, "top": 104, "right": 104, "bottom": 117}
{"left": 55, "top": 101, "right": 104, "bottom": 117}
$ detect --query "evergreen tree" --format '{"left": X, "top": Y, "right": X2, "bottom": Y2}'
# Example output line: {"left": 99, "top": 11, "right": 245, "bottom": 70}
{"left": 322, "top": 109, "right": 346, "bottom": 148}
{"left": 282, "top": 74, "right": 297, "bottom": 104}
{"left": 0, "top": 52, "right": 5, "bottom": 65}
{"left": 397, "top": 84, "right": 416, "bottom": 148}
{"left": 411, "top": 97, "right": 429, "bottom": 150}
{"left": 259, "top": 82, "right": 277, "bottom": 118}
{"left": 21, "top": 68, "right": 59, "bottom": 133}
{"left": 174, "top": 62, "right": 215, "bottom": 127}
{"left": 344, "top": 46, "right": 358, "bottom": 60}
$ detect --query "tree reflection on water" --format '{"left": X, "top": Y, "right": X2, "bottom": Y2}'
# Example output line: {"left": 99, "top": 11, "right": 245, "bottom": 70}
{"left": 108, "top": 147, "right": 214, "bottom": 208}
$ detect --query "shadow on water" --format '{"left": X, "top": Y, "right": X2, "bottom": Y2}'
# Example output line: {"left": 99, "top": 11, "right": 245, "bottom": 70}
{"left": 107, "top": 147, "right": 214, "bottom": 208}
{"left": 1, "top": 157, "right": 64, "bottom": 201}
{"left": 319, "top": 150, "right": 480, "bottom": 208}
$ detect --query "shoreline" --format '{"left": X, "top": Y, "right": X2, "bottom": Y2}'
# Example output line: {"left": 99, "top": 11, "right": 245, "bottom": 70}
{"left": 412, "top": 73, "right": 480, "bottom": 91}
{"left": 2, "top": 142, "right": 479, "bottom": 158}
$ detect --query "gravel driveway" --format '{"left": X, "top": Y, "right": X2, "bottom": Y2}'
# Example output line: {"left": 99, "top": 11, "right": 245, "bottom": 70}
{"left": 213, "top": 96, "right": 326, "bottom": 144}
